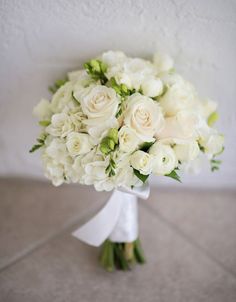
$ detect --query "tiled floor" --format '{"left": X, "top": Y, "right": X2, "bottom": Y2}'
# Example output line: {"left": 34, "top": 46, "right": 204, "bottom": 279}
{"left": 0, "top": 178, "right": 236, "bottom": 302}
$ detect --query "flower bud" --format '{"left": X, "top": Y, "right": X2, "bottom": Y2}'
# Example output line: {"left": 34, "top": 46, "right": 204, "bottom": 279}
{"left": 107, "top": 128, "right": 118, "bottom": 144}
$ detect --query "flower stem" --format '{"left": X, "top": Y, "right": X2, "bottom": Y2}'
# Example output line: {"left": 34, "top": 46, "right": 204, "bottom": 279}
{"left": 100, "top": 238, "right": 145, "bottom": 271}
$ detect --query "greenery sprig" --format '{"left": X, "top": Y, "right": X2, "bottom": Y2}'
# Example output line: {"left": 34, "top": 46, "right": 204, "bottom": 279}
{"left": 29, "top": 133, "right": 48, "bottom": 153}
{"left": 84, "top": 59, "right": 107, "bottom": 84}
{"left": 49, "top": 77, "right": 68, "bottom": 94}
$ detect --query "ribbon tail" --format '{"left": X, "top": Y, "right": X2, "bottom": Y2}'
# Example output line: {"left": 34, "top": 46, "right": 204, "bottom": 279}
{"left": 72, "top": 190, "right": 124, "bottom": 247}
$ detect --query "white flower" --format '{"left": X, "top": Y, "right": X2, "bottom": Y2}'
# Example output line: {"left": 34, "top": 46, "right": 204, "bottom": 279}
{"left": 141, "top": 78, "right": 163, "bottom": 97}
{"left": 159, "top": 78, "right": 197, "bottom": 116}
{"left": 66, "top": 132, "right": 93, "bottom": 157}
{"left": 174, "top": 141, "right": 200, "bottom": 162}
{"left": 157, "top": 110, "right": 202, "bottom": 142}
{"left": 46, "top": 113, "right": 74, "bottom": 138}
{"left": 42, "top": 138, "right": 79, "bottom": 186}
{"left": 130, "top": 150, "right": 153, "bottom": 175}
{"left": 80, "top": 150, "right": 114, "bottom": 191}
{"left": 118, "top": 126, "right": 140, "bottom": 153}
{"left": 114, "top": 152, "right": 142, "bottom": 188}
{"left": 153, "top": 53, "right": 174, "bottom": 73}
{"left": 124, "top": 93, "right": 165, "bottom": 141}
{"left": 74, "top": 85, "right": 119, "bottom": 137}
{"left": 105, "top": 56, "right": 156, "bottom": 90}
{"left": 101, "top": 51, "right": 127, "bottom": 66}
{"left": 51, "top": 82, "right": 73, "bottom": 113}
{"left": 200, "top": 132, "right": 224, "bottom": 156}
{"left": 44, "top": 137, "right": 68, "bottom": 163}
{"left": 33, "top": 98, "right": 53, "bottom": 120}
{"left": 149, "top": 142, "right": 177, "bottom": 175}
{"left": 67, "top": 69, "right": 93, "bottom": 85}
{"left": 199, "top": 99, "right": 217, "bottom": 119}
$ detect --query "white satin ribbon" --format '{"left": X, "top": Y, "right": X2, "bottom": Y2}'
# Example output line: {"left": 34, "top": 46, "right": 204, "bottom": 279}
{"left": 72, "top": 183, "right": 150, "bottom": 247}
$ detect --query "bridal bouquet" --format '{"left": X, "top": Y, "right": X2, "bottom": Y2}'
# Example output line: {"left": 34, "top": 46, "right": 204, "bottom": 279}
{"left": 31, "top": 51, "right": 224, "bottom": 271}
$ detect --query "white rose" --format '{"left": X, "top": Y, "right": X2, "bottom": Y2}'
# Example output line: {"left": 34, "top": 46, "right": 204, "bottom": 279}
{"left": 157, "top": 110, "right": 201, "bottom": 142}
{"left": 124, "top": 93, "right": 165, "bottom": 141}
{"left": 46, "top": 113, "right": 74, "bottom": 138}
{"left": 159, "top": 78, "right": 197, "bottom": 116}
{"left": 51, "top": 82, "right": 73, "bottom": 113}
{"left": 74, "top": 85, "right": 119, "bottom": 136}
{"left": 149, "top": 142, "right": 177, "bottom": 175}
{"left": 141, "top": 78, "right": 163, "bottom": 97}
{"left": 174, "top": 141, "right": 200, "bottom": 162}
{"left": 66, "top": 132, "right": 93, "bottom": 157}
{"left": 33, "top": 98, "right": 53, "bottom": 120}
{"left": 201, "top": 132, "right": 224, "bottom": 156}
{"left": 153, "top": 53, "right": 174, "bottom": 73}
{"left": 130, "top": 150, "right": 153, "bottom": 175}
{"left": 118, "top": 126, "right": 140, "bottom": 153}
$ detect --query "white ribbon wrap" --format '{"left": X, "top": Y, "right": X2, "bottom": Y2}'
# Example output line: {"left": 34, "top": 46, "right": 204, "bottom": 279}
{"left": 72, "top": 183, "right": 150, "bottom": 247}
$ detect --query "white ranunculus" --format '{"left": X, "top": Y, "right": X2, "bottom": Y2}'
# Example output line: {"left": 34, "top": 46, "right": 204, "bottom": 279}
{"left": 130, "top": 150, "right": 153, "bottom": 175}
{"left": 124, "top": 93, "right": 165, "bottom": 141}
{"left": 159, "top": 78, "right": 197, "bottom": 116}
{"left": 201, "top": 133, "right": 224, "bottom": 156}
{"left": 33, "top": 98, "right": 53, "bottom": 120}
{"left": 174, "top": 141, "right": 200, "bottom": 162}
{"left": 46, "top": 113, "right": 74, "bottom": 138}
{"left": 157, "top": 110, "right": 202, "bottom": 142}
{"left": 149, "top": 142, "right": 177, "bottom": 175}
{"left": 66, "top": 132, "right": 93, "bottom": 157}
{"left": 141, "top": 77, "right": 163, "bottom": 97}
{"left": 51, "top": 82, "right": 73, "bottom": 113}
{"left": 153, "top": 53, "right": 174, "bottom": 73}
{"left": 118, "top": 126, "right": 140, "bottom": 153}
{"left": 74, "top": 85, "right": 119, "bottom": 135}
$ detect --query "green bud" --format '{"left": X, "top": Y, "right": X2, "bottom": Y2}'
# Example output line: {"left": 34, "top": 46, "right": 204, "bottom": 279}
{"left": 90, "top": 60, "right": 101, "bottom": 72}
{"left": 107, "top": 128, "right": 118, "bottom": 144}
{"left": 100, "top": 62, "right": 107, "bottom": 73}
{"left": 208, "top": 111, "right": 219, "bottom": 126}
{"left": 107, "top": 138, "right": 115, "bottom": 150}
{"left": 100, "top": 142, "right": 110, "bottom": 155}
{"left": 121, "top": 84, "right": 128, "bottom": 94}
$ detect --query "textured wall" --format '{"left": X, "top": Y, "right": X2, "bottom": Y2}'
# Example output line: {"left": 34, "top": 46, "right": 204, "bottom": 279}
{"left": 0, "top": 0, "right": 236, "bottom": 188}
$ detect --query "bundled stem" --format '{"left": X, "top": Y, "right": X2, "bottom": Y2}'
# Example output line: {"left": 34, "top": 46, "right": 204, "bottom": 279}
{"left": 100, "top": 238, "right": 145, "bottom": 272}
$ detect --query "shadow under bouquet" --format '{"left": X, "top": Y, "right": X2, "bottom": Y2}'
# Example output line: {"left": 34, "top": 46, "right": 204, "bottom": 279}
{"left": 30, "top": 51, "right": 224, "bottom": 272}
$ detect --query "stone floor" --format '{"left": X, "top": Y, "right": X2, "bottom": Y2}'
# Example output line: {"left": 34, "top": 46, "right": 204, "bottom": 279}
{"left": 0, "top": 178, "right": 236, "bottom": 302}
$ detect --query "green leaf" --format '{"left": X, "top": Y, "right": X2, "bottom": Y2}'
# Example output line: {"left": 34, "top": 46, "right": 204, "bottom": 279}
{"left": 72, "top": 91, "right": 80, "bottom": 103}
{"left": 208, "top": 111, "right": 219, "bottom": 126}
{"left": 38, "top": 120, "right": 50, "bottom": 127}
{"left": 133, "top": 169, "right": 149, "bottom": 183}
{"left": 165, "top": 170, "right": 181, "bottom": 182}
{"left": 29, "top": 144, "right": 43, "bottom": 153}
{"left": 48, "top": 76, "right": 68, "bottom": 94}
{"left": 140, "top": 141, "right": 155, "bottom": 152}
